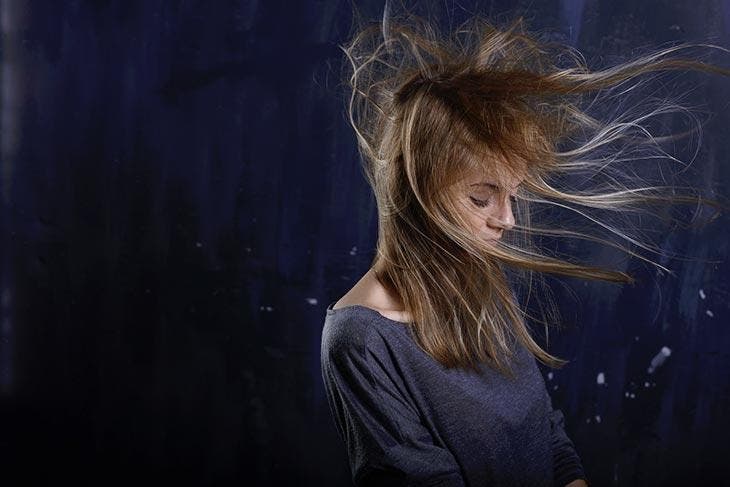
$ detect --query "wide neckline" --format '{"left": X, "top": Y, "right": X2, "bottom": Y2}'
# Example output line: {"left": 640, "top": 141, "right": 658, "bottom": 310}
{"left": 326, "top": 300, "right": 413, "bottom": 325}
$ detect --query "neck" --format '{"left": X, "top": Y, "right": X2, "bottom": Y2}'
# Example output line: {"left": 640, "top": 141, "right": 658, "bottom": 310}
{"left": 369, "top": 265, "right": 405, "bottom": 312}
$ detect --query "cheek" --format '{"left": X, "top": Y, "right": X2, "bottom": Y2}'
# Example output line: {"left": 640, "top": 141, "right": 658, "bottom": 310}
{"left": 464, "top": 208, "right": 504, "bottom": 237}
{"left": 458, "top": 199, "right": 495, "bottom": 232}
{"left": 464, "top": 208, "right": 489, "bottom": 232}
{"left": 465, "top": 205, "right": 493, "bottom": 221}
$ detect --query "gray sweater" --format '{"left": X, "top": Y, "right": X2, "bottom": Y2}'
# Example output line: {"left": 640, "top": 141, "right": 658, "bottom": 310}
{"left": 320, "top": 301, "right": 587, "bottom": 486}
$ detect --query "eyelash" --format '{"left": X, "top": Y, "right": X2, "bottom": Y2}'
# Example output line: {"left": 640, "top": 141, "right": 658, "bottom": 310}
{"left": 469, "top": 196, "right": 491, "bottom": 208}
{"left": 469, "top": 195, "right": 517, "bottom": 208}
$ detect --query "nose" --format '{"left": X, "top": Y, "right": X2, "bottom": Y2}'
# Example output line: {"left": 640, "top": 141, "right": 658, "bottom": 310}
{"left": 486, "top": 196, "right": 515, "bottom": 232}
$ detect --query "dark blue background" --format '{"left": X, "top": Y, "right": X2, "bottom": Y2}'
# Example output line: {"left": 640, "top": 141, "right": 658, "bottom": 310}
{"left": 0, "top": 1, "right": 729, "bottom": 485}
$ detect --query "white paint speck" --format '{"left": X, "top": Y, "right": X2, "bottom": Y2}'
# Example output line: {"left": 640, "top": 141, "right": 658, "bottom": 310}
{"left": 634, "top": 336, "right": 640, "bottom": 341}
{"left": 595, "top": 415, "right": 601, "bottom": 423}
{"left": 245, "top": 247, "right": 252, "bottom": 252}
{"left": 647, "top": 346, "right": 672, "bottom": 374}
{"left": 597, "top": 372, "right": 605, "bottom": 385}
{"left": 625, "top": 391, "right": 630, "bottom": 398}
{"left": 706, "top": 309, "right": 714, "bottom": 318}
{"left": 349, "top": 246, "right": 358, "bottom": 256}
{"left": 644, "top": 382, "right": 650, "bottom": 388}
{"left": 547, "top": 372, "right": 553, "bottom": 381}
{"left": 553, "top": 385, "right": 558, "bottom": 390}
{"left": 306, "top": 298, "right": 318, "bottom": 305}
{"left": 699, "top": 289, "right": 706, "bottom": 300}
{"left": 259, "top": 305, "right": 273, "bottom": 312}
{"left": 195, "top": 241, "right": 202, "bottom": 248}
{"left": 630, "top": 392, "right": 636, "bottom": 398}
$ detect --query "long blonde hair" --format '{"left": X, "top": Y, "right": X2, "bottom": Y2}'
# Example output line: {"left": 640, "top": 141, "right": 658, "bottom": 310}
{"left": 338, "top": 8, "right": 730, "bottom": 378}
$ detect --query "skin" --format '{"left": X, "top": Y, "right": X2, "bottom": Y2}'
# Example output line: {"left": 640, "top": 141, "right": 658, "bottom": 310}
{"left": 332, "top": 268, "right": 411, "bottom": 322}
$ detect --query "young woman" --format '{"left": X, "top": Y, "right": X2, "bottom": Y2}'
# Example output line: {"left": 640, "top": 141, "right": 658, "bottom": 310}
{"left": 320, "top": 8, "right": 728, "bottom": 487}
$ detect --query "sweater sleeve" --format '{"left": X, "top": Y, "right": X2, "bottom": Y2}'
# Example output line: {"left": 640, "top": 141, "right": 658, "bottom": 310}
{"left": 524, "top": 337, "right": 588, "bottom": 486}
{"left": 543, "top": 384, "right": 589, "bottom": 486}
{"left": 321, "top": 320, "right": 466, "bottom": 487}
{"left": 549, "top": 406, "right": 588, "bottom": 486}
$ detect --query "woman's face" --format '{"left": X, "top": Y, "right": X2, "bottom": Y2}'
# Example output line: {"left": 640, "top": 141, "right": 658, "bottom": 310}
{"left": 456, "top": 169, "right": 524, "bottom": 243}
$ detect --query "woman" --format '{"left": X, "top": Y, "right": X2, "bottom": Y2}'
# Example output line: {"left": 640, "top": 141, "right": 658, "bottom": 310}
{"left": 320, "top": 8, "right": 728, "bottom": 487}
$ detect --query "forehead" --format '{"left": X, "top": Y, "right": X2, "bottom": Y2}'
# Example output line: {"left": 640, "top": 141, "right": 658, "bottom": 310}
{"left": 455, "top": 145, "right": 529, "bottom": 190}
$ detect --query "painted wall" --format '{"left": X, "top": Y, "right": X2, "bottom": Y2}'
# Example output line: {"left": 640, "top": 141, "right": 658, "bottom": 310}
{"left": 0, "top": 1, "right": 728, "bottom": 485}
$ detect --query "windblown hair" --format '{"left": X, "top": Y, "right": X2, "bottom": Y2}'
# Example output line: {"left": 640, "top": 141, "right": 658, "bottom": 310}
{"left": 339, "top": 9, "right": 730, "bottom": 378}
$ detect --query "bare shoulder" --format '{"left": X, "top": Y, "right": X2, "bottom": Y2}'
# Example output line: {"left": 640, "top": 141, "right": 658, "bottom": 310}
{"left": 331, "top": 268, "right": 383, "bottom": 310}
{"left": 332, "top": 268, "right": 412, "bottom": 323}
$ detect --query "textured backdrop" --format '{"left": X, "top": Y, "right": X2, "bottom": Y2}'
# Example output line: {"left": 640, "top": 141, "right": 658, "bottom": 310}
{"left": 0, "top": 1, "right": 729, "bottom": 485}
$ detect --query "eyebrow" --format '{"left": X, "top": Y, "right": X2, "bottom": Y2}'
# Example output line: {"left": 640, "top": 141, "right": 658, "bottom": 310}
{"left": 470, "top": 180, "right": 522, "bottom": 191}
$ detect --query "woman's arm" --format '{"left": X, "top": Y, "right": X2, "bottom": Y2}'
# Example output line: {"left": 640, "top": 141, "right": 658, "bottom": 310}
{"left": 527, "top": 352, "right": 589, "bottom": 487}
{"left": 548, "top": 407, "right": 589, "bottom": 486}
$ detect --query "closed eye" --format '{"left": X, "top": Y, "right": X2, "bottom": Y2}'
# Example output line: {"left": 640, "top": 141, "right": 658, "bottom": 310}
{"left": 469, "top": 196, "right": 491, "bottom": 208}
{"left": 469, "top": 194, "right": 517, "bottom": 208}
